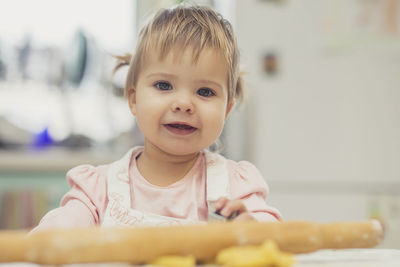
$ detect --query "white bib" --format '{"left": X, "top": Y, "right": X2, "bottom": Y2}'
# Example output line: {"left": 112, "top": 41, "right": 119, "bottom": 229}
{"left": 102, "top": 147, "right": 230, "bottom": 227}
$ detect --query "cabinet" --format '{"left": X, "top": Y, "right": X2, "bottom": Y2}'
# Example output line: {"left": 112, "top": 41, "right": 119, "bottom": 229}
{"left": 0, "top": 171, "right": 67, "bottom": 230}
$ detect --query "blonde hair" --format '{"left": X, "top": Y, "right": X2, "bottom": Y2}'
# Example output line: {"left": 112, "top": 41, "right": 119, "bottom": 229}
{"left": 114, "top": 4, "right": 244, "bottom": 105}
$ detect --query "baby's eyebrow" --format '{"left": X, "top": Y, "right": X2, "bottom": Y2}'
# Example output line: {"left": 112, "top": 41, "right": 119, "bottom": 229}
{"left": 146, "top": 72, "right": 177, "bottom": 80}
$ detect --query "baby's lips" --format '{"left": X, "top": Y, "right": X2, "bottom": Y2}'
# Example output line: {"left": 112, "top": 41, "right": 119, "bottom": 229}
{"left": 164, "top": 120, "right": 199, "bottom": 129}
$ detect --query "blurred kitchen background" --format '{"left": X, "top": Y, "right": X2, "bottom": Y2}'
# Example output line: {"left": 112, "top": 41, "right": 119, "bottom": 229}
{"left": 0, "top": 0, "right": 399, "bottom": 248}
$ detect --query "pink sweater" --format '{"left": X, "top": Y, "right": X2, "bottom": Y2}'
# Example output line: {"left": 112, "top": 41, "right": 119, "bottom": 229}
{"left": 33, "top": 149, "right": 281, "bottom": 231}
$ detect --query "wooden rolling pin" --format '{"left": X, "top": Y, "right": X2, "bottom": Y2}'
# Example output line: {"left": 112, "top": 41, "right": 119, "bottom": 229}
{"left": 0, "top": 220, "right": 383, "bottom": 265}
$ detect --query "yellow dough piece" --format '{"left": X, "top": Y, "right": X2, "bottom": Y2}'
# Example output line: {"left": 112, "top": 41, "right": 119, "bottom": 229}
{"left": 149, "top": 255, "right": 196, "bottom": 267}
{"left": 216, "top": 240, "right": 295, "bottom": 267}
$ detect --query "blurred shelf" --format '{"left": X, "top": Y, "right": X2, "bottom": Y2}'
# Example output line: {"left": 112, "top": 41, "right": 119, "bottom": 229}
{"left": 0, "top": 148, "right": 123, "bottom": 172}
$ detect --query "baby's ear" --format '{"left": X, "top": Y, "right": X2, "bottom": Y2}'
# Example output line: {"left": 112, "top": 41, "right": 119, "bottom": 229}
{"left": 127, "top": 88, "right": 137, "bottom": 115}
{"left": 225, "top": 100, "right": 235, "bottom": 118}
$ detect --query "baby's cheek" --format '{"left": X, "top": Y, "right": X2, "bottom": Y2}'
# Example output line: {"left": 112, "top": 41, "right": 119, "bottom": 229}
{"left": 210, "top": 115, "right": 226, "bottom": 138}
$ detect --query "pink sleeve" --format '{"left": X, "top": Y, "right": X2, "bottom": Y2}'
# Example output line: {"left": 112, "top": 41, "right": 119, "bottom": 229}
{"left": 227, "top": 160, "right": 282, "bottom": 222}
{"left": 30, "top": 165, "right": 108, "bottom": 232}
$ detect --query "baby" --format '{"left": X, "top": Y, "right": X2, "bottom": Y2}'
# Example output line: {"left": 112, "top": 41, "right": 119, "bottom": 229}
{"left": 32, "top": 4, "right": 281, "bottom": 231}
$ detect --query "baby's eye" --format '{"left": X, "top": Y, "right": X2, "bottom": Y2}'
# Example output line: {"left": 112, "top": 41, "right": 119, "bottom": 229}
{"left": 197, "top": 88, "right": 215, "bottom": 97}
{"left": 155, "top": 81, "right": 172, "bottom": 91}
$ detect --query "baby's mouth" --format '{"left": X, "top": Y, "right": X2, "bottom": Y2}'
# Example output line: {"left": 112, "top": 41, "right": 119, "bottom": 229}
{"left": 167, "top": 124, "right": 196, "bottom": 129}
{"left": 164, "top": 123, "right": 198, "bottom": 135}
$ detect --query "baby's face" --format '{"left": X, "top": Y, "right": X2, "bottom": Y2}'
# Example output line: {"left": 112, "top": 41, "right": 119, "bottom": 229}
{"left": 129, "top": 46, "right": 233, "bottom": 156}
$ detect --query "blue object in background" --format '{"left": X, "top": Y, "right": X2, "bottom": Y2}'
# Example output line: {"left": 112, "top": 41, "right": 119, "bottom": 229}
{"left": 31, "top": 127, "right": 54, "bottom": 150}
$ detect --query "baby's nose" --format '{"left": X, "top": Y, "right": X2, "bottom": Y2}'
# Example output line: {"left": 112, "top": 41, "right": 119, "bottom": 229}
{"left": 171, "top": 98, "right": 195, "bottom": 114}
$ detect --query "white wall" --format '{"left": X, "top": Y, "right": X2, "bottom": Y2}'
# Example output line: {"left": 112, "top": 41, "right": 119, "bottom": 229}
{"left": 232, "top": 0, "right": 400, "bottom": 184}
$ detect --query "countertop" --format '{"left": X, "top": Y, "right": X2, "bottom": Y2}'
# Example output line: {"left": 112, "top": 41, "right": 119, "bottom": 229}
{"left": 1, "top": 249, "right": 400, "bottom": 267}
{"left": 0, "top": 148, "right": 123, "bottom": 172}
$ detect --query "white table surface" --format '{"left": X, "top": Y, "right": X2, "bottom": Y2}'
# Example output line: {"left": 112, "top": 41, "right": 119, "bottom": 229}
{"left": 1, "top": 249, "right": 400, "bottom": 267}
{"left": 295, "top": 249, "right": 400, "bottom": 267}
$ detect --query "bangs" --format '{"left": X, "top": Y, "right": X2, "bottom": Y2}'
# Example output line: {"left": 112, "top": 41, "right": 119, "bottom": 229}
{"left": 139, "top": 5, "right": 235, "bottom": 71}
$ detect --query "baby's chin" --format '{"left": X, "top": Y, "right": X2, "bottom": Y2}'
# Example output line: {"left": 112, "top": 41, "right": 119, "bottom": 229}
{"left": 160, "top": 143, "right": 210, "bottom": 157}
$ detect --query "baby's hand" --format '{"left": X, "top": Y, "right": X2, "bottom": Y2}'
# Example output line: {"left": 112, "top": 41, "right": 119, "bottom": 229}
{"left": 213, "top": 197, "right": 256, "bottom": 222}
